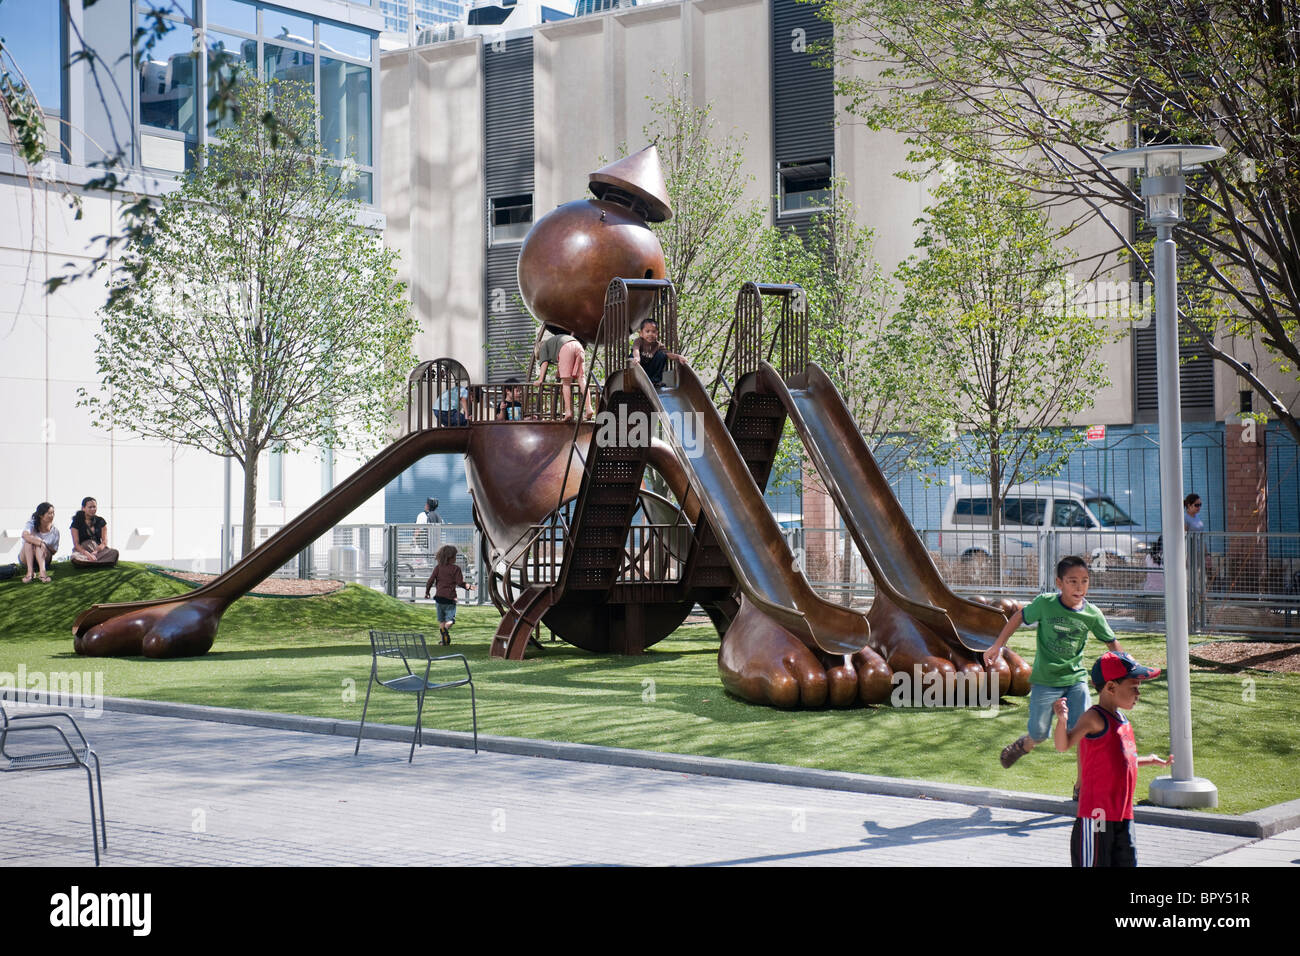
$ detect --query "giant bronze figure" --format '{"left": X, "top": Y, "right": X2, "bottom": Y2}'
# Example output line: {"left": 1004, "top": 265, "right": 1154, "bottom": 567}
{"left": 75, "top": 146, "right": 1030, "bottom": 709}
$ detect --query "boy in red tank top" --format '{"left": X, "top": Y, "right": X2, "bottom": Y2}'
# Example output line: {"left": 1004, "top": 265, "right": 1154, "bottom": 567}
{"left": 1053, "top": 652, "right": 1170, "bottom": 867}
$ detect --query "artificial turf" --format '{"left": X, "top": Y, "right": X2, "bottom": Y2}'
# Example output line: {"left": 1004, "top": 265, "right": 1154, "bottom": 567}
{"left": 1, "top": 561, "right": 1295, "bottom": 815}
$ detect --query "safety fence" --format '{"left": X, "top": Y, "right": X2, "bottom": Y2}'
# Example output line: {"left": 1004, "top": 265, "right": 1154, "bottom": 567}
{"left": 792, "top": 527, "right": 1300, "bottom": 638}
{"left": 227, "top": 523, "right": 1298, "bottom": 637}
{"left": 231, "top": 524, "right": 489, "bottom": 604}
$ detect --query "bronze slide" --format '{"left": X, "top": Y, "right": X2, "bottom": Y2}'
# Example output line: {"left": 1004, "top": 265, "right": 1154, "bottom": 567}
{"left": 757, "top": 360, "right": 1016, "bottom": 651}
{"left": 74, "top": 427, "right": 473, "bottom": 657}
{"left": 620, "top": 362, "right": 870, "bottom": 657}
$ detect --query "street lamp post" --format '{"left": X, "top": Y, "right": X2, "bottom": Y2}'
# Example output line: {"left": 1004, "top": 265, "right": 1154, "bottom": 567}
{"left": 1100, "top": 144, "right": 1224, "bottom": 809}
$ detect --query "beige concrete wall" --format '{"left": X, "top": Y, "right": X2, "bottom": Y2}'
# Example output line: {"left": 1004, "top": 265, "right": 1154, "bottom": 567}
{"left": 382, "top": 38, "right": 486, "bottom": 378}
{"left": 536, "top": 0, "right": 772, "bottom": 222}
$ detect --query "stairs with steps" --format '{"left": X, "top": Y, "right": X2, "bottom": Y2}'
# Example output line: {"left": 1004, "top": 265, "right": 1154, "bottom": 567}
{"left": 490, "top": 585, "right": 556, "bottom": 660}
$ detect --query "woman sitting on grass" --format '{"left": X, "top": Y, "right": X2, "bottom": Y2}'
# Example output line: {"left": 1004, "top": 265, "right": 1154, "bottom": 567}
{"left": 20, "top": 502, "right": 59, "bottom": 583}
{"left": 70, "top": 496, "right": 119, "bottom": 568}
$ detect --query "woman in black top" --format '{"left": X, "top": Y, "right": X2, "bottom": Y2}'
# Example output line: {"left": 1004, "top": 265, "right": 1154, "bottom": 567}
{"left": 70, "top": 497, "right": 118, "bottom": 567}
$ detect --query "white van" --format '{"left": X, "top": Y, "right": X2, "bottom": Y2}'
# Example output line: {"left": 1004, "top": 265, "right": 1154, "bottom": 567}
{"left": 938, "top": 481, "right": 1155, "bottom": 580}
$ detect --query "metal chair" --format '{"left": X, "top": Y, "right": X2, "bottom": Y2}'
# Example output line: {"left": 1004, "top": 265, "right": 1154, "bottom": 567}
{"left": 354, "top": 631, "right": 478, "bottom": 762}
{"left": 0, "top": 697, "right": 107, "bottom": 865}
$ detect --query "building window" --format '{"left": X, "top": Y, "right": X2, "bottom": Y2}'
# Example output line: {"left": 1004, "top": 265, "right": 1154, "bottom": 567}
{"left": 778, "top": 158, "right": 832, "bottom": 215}
{"left": 206, "top": 31, "right": 256, "bottom": 132}
{"left": 0, "top": 1, "right": 65, "bottom": 121}
{"left": 321, "top": 58, "right": 372, "bottom": 165}
{"left": 126, "top": 2, "right": 378, "bottom": 201}
{"left": 491, "top": 193, "right": 532, "bottom": 244}
{"left": 268, "top": 446, "right": 284, "bottom": 504}
{"left": 207, "top": 0, "right": 256, "bottom": 33}
{"left": 136, "top": 7, "right": 198, "bottom": 163}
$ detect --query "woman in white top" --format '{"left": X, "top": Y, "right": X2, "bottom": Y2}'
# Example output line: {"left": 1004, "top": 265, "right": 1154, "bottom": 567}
{"left": 20, "top": 501, "right": 59, "bottom": 583}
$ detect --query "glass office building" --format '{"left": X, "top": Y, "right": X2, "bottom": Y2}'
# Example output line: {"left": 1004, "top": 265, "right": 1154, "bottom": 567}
{"left": 0, "top": 1, "right": 381, "bottom": 203}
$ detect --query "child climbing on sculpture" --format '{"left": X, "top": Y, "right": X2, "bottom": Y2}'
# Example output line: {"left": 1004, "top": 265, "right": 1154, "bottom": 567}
{"left": 534, "top": 330, "right": 594, "bottom": 421}
{"left": 630, "top": 317, "right": 686, "bottom": 388}
{"left": 424, "top": 544, "right": 474, "bottom": 645}
{"left": 984, "top": 555, "right": 1123, "bottom": 770}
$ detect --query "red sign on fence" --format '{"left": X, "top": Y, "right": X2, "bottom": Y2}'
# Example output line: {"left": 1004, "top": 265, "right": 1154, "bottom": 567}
{"left": 1086, "top": 425, "right": 1106, "bottom": 442}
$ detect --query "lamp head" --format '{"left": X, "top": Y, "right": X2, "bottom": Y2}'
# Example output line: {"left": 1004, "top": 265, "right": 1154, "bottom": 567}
{"left": 1100, "top": 144, "right": 1226, "bottom": 226}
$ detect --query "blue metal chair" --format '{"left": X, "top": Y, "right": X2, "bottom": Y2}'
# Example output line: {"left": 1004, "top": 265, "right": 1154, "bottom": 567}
{"left": 1, "top": 697, "right": 107, "bottom": 865}
{"left": 354, "top": 631, "right": 478, "bottom": 762}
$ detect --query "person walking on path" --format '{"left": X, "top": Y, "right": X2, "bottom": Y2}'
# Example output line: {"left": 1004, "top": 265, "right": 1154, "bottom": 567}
{"left": 1053, "top": 651, "right": 1170, "bottom": 867}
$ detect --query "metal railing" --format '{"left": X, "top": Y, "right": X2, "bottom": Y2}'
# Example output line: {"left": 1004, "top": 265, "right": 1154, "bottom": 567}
{"left": 229, "top": 523, "right": 488, "bottom": 604}
{"left": 225, "top": 523, "right": 1299, "bottom": 637}
{"left": 793, "top": 526, "right": 1299, "bottom": 638}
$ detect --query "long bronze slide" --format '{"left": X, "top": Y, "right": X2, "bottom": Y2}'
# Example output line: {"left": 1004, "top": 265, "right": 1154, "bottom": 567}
{"left": 757, "top": 361, "right": 1007, "bottom": 652}
{"left": 621, "top": 363, "right": 870, "bottom": 657}
{"left": 74, "top": 427, "right": 472, "bottom": 657}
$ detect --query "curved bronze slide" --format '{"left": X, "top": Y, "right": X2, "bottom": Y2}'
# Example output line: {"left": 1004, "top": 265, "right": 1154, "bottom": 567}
{"left": 617, "top": 363, "right": 870, "bottom": 657}
{"left": 74, "top": 427, "right": 473, "bottom": 658}
{"left": 756, "top": 361, "right": 1012, "bottom": 651}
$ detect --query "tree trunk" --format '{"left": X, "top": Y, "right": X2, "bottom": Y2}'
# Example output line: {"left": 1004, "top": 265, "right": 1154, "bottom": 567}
{"left": 989, "top": 440, "right": 1002, "bottom": 590}
{"left": 241, "top": 451, "right": 259, "bottom": 559}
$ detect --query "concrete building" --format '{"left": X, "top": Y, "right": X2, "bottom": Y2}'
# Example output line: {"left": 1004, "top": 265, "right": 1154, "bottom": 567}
{"left": 1, "top": 0, "right": 389, "bottom": 569}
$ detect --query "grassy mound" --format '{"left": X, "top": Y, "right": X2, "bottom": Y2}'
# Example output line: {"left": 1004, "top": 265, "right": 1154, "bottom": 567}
{"left": 0, "top": 561, "right": 439, "bottom": 642}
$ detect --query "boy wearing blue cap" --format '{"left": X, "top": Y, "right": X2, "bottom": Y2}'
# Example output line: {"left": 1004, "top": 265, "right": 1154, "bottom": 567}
{"left": 1053, "top": 651, "right": 1170, "bottom": 867}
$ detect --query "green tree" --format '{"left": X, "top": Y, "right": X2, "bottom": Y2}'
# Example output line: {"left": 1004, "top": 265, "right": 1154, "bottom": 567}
{"left": 819, "top": 0, "right": 1300, "bottom": 443}
{"left": 801, "top": 178, "right": 936, "bottom": 478}
{"left": 891, "top": 160, "right": 1110, "bottom": 573}
{"left": 81, "top": 78, "right": 416, "bottom": 557}
{"left": 643, "top": 74, "right": 802, "bottom": 382}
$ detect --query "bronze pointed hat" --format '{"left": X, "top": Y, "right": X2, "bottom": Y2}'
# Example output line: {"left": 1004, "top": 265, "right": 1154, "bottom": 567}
{"left": 588, "top": 145, "right": 673, "bottom": 222}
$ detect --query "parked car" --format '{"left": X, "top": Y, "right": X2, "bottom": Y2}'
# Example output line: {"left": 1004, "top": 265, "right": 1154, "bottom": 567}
{"left": 938, "top": 481, "right": 1156, "bottom": 584}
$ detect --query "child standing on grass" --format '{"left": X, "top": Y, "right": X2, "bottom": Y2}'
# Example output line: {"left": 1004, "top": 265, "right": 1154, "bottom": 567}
{"left": 424, "top": 545, "right": 475, "bottom": 645}
{"left": 1054, "top": 651, "right": 1169, "bottom": 867}
{"left": 983, "top": 555, "right": 1123, "bottom": 769}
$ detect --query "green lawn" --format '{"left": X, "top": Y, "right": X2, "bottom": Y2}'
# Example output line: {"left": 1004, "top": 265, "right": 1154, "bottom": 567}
{"left": 2, "top": 562, "right": 1296, "bottom": 815}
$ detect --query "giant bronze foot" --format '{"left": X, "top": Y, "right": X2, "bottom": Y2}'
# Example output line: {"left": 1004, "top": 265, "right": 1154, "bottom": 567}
{"left": 866, "top": 591, "right": 1031, "bottom": 699}
{"left": 718, "top": 597, "right": 892, "bottom": 708}
{"left": 75, "top": 597, "right": 222, "bottom": 658}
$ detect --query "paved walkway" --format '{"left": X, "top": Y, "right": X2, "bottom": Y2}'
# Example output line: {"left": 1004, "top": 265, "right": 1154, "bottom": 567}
{"left": 4, "top": 709, "right": 1297, "bottom": 867}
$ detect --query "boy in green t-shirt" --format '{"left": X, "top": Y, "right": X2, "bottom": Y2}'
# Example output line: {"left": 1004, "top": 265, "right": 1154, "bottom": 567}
{"left": 984, "top": 555, "right": 1122, "bottom": 769}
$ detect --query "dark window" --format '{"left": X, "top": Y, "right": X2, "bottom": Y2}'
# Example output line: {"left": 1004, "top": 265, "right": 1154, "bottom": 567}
{"left": 1052, "top": 501, "right": 1094, "bottom": 529}
{"left": 778, "top": 158, "right": 831, "bottom": 214}
{"left": 954, "top": 497, "right": 993, "bottom": 519}
{"left": 1003, "top": 497, "right": 1047, "bottom": 525}
{"left": 491, "top": 193, "right": 532, "bottom": 244}
{"left": 468, "top": 6, "right": 513, "bottom": 25}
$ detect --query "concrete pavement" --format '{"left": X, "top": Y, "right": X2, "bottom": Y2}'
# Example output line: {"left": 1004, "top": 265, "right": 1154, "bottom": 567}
{"left": 3, "top": 706, "right": 1296, "bottom": 867}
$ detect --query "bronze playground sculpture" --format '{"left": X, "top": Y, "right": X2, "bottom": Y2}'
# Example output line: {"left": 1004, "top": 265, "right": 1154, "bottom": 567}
{"left": 73, "top": 146, "right": 1031, "bottom": 708}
